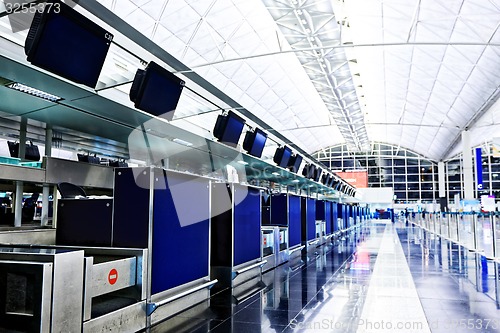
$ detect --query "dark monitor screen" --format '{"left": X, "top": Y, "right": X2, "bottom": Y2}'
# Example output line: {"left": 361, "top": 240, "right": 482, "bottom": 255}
{"left": 287, "top": 154, "right": 303, "bottom": 173}
{"left": 273, "top": 146, "right": 292, "bottom": 168}
{"left": 130, "top": 61, "right": 185, "bottom": 120}
{"left": 302, "top": 164, "right": 310, "bottom": 178}
{"left": 243, "top": 127, "right": 267, "bottom": 158}
{"left": 327, "top": 175, "right": 335, "bottom": 187}
{"left": 302, "top": 164, "right": 316, "bottom": 179}
{"left": 213, "top": 111, "right": 245, "bottom": 147}
{"left": 334, "top": 181, "right": 342, "bottom": 191}
{"left": 25, "top": 2, "right": 112, "bottom": 88}
{"left": 314, "top": 167, "right": 323, "bottom": 182}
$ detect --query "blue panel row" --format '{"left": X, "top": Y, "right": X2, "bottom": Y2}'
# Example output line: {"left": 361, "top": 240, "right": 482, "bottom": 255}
{"left": 233, "top": 186, "right": 261, "bottom": 266}
{"left": 211, "top": 183, "right": 262, "bottom": 268}
{"left": 113, "top": 168, "right": 210, "bottom": 295}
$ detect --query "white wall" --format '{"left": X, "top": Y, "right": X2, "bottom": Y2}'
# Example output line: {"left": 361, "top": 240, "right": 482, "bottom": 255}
{"left": 355, "top": 187, "right": 394, "bottom": 204}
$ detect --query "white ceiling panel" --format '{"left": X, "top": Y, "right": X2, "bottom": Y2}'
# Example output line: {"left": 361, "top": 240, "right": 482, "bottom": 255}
{"left": 1, "top": 0, "right": 497, "bottom": 163}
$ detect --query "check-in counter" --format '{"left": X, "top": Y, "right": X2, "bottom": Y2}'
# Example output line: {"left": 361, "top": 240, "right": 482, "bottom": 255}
{"left": 316, "top": 200, "right": 334, "bottom": 244}
{"left": 0, "top": 245, "right": 147, "bottom": 333}
{"left": 261, "top": 226, "right": 276, "bottom": 272}
{"left": 210, "top": 183, "right": 266, "bottom": 300}
{"left": 113, "top": 167, "right": 216, "bottom": 326}
{"left": 338, "top": 203, "right": 346, "bottom": 232}
{"left": 301, "top": 197, "right": 318, "bottom": 254}
{"left": 277, "top": 226, "right": 289, "bottom": 265}
{"left": 270, "top": 193, "right": 303, "bottom": 264}
{"left": 315, "top": 220, "right": 326, "bottom": 245}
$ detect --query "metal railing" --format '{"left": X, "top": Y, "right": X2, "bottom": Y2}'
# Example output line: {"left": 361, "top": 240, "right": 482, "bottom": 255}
{"left": 408, "top": 211, "right": 499, "bottom": 260}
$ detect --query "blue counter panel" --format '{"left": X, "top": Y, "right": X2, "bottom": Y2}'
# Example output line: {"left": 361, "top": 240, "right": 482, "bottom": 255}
{"left": 338, "top": 203, "right": 345, "bottom": 230}
{"left": 288, "top": 195, "right": 301, "bottom": 247}
{"left": 306, "top": 198, "right": 316, "bottom": 241}
{"left": 233, "top": 186, "right": 261, "bottom": 266}
{"left": 315, "top": 201, "right": 325, "bottom": 220}
{"left": 301, "top": 197, "right": 316, "bottom": 242}
{"left": 151, "top": 170, "right": 210, "bottom": 294}
{"left": 325, "top": 202, "right": 332, "bottom": 235}
{"left": 332, "top": 202, "right": 338, "bottom": 232}
{"left": 343, "top": 205, "right": 348, "bottom": 227}
{"left": 349, "top": 206, "right": 353, "bottom": 226}
{"left": 270, "top": 193, "right": 288, "bottom": 226}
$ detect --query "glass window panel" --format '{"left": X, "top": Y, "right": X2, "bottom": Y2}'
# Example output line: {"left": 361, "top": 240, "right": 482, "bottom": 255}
{"left": 406, "top": 184, "right": 419, "bottom": 191}
{"left": 491, "top": 164, "right": 500, "bottom": 173}
{"left": 330, "top": 161, "right": 342, "bottom": 169}
{"left": 407, "top": 174, "right": 419, "bottom": 182}
{"left": 394, "top": 191, "right": 406, "bottom": 200}
{"left": 393, "top": 175, "right": 406, "bottom": 182}
{"left": 407, "top": 158, "right": 419, "bottom": 166}
{"left": 343, "top": 160, "right": 354, "bottom": 168}
{"left": 394, "top": 183, "right": 406, "bottom": 190}
{"left": 408, "top": 191, "right": 420, "bottom": 199}
{"left": 381, "top": 149, "right": 393, "bottom": 156}
{"left": 393, "top": 166, "right": 406, "bottom": 174}
{"left": 382, "top": 175, "right": 393, "bottom": 183}
{"left": 421, "top": 191, "right": 434, "bottom": 199}
{"left": 421, "top": 184, "right": 434, "bottom": 191}
{"left": 407, "top": 166, "right": 419, "bottom": 174}
{"left": 421, "top": 173, "right": 433, "bottom": 182}
{"left": 491, "top": 157, "right": 500, "bottom": 164}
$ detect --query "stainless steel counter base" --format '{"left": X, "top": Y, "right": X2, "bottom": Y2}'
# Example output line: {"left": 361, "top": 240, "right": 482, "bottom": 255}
{"left": 261, "top": 253, "right": 276, "bottom": 272}
{"left": 83, "top": 301, "right": 147, "bottom": 333}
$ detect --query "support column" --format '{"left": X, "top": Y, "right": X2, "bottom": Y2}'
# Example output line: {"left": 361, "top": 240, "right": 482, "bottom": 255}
{"left": 462, "top": 130, "right": 474, "bottom": 200}
{"left": 438, "top": 161, "right": 447, "bottom": 212}
{"left": 41, "top": 125, "right": 52, "bottom": 227}
{"left": 13, "top": 117, "right": 27, "bottom": 227}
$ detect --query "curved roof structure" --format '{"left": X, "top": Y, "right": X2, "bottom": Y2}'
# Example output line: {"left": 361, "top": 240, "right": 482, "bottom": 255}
{"left": 94, "top": 0, "right": 500, "bottom": 161}
{"left": 0, "top": 0, "right": 499, "bottom": 163}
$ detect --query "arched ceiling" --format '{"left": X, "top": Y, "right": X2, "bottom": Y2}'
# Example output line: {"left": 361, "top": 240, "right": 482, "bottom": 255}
{"left": 94, "top": 0, "right": 500, "bottom": 161}
{"left": 0, "top": 0, "right": 499, "bottom": 163}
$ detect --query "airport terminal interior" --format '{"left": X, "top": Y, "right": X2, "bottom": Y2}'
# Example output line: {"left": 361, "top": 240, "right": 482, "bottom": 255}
{"left": 0, "top": 0, "right": 499, "bottom": 332}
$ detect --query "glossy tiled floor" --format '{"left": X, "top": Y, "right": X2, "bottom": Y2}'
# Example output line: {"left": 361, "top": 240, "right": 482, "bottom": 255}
{"left": 151, "top": 221, "right": 500, "bottom": 333}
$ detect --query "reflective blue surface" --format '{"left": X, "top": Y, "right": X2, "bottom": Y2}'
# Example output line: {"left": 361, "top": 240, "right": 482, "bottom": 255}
{"left": 150, "top": 221, "right": 500, "bottom": 333}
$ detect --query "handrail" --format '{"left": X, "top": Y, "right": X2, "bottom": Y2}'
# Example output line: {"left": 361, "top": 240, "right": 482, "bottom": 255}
{"left": 288, "top": 245, "right": 305, "bottom": 254}
{"left": 146, "top": 279, "right": 218, "bottom": 316}
{"left": 234, "top": 260, "right": 267, "bottom": 276}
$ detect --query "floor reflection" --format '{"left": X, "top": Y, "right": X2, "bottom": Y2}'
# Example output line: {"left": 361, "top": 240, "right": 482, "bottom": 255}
{"left": 398, "top": 223, "right": 500, "bottom": 333}
{"left": 150, "top": 222, "right": 500, "bottom": 333}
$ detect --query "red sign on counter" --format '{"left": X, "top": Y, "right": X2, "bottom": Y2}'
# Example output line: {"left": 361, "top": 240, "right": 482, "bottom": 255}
{"left": 108, "top": 268, "right": 118, "bottom": 285}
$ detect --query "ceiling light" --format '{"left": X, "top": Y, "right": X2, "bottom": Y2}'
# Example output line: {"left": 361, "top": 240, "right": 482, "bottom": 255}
{"left": 172, "top": 138, "right": 193, "bottom": 147}
{"left": 6, "top": 82, "right": 62, "bottom": 102}
{"left": 292, "top": 179, "right": 300, "bottom": 183}
{"left": 237, "top": 160, "right": 249, "bottom": 165}
{"left": 272, "top": 172, "right": 280, "bottom": 176}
